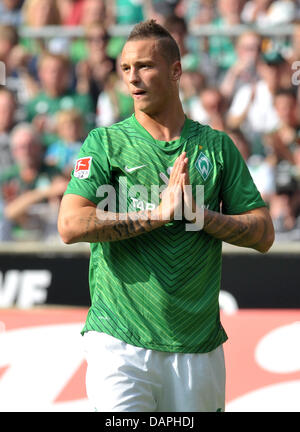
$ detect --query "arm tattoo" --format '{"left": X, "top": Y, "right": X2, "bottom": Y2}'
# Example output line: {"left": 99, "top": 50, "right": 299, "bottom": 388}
{"left": 203, "top": 209, "right": 270, "bottom": 249}
{"left": 79, "top": 209, "right": 162, "bottom": 243}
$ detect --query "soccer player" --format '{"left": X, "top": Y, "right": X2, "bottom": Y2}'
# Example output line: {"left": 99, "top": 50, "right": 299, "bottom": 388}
{"left": 58, "top": 20, "right": 274, "bottom": 412}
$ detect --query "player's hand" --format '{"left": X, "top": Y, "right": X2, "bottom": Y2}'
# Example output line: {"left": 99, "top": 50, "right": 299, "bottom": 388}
{"left": 181, "top": 160, "right": 196, "bottom": 219}
{"left": 182, "top": 158, "right": 204, "bottom": 230}
{"left": 156, "top": 152, "right": 187, "bottom": 222}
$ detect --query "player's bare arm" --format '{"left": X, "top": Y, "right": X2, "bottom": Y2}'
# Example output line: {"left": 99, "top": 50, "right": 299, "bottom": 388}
{"left": 58, "top": 196, "right": 164, "bottom": 244}
{"left": 182, "top": 155, "right": 274, "bottom": 253}
{"left": 203, "top": 207, "right": 274, "bottom": 253}
{"left": 58, "top": 153, "right": 187, "bottom": 244}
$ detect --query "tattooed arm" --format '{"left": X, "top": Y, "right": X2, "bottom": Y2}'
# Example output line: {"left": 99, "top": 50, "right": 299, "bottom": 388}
{"left": 57, "top": 194, "right": 167, "bottom": 243}
{"left": 203, "top": 206, "right": 275, "bottom": 253}
{"left": 58, "top": 153, "right": 187, "bottom": 244}
{"left": 181, "top": 156, "right": 275, "bottom": 254}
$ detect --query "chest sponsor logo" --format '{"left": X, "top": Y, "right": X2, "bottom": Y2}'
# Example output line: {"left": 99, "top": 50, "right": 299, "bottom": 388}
{"left": 74, "top": 157, "right": 92, "bottom": 179}
{"left": 195, "top": 152, "right": 212, "bottom": 181}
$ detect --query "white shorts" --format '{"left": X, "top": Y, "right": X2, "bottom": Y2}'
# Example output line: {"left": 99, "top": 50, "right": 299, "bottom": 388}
{"left": 83, "top": 331, "right": 226, "bottom": 412}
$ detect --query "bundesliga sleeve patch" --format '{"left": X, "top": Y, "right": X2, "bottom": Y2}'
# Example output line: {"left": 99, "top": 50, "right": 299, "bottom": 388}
{"left": 74, "top": 157, "right": 92, "bottom": 179}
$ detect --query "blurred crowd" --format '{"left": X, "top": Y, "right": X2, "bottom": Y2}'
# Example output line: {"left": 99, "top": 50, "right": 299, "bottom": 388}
{"left": 0, "top": 0, "right": 300, "bottom": 243}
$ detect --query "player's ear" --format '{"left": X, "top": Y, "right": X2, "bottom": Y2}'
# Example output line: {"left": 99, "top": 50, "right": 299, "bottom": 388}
{"left": 171, "top": 60, "right": 182, "bottom": 81}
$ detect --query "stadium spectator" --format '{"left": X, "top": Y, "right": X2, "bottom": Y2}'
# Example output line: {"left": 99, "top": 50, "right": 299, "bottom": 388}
{"left": 57, "top": 0, "right": 85, "bottom": 26}
{"left": 25, "top": 52, "right": 95, "bottom": 147}
{"left": 272, "top": 89, "right": 300, "bottom": 156}
{"left": 95, "top": 55, "right": 133, "bottom": 126}
{"left": 79, "top": 0, "right": 108, "bottom": 26}
{"left": 164, "top": 15, "right": 190, "bottom": 59}
{"left": 296, "top": 0, "right": 300, "bottom": 20}
{"left": 19, "top": 0, "right": 71, "bottom": 99}
{"left": 227, "top": 127, "right": 276, "bottom": 206}
{"left": 241, "top": 0, "right": 273, "bottom": 25}
{"left": 101, "top": 0, "right": 146, "bottom": 62}
{"left": 0, "top": 24, "right": 40, "bottom": 104}
{"left": 58, "top": 0, "right": 113, "bottom": 27}
{"left": 164, "top": 14, "right": 218, "bottom": 85}
{"left": 0, "top": 123, "right": 68, "bottom": 241}
{"left": 0, "top": 0, "right": 298, "bottom": 245}
{"left": 21, "top": 0, "right": 67, "bottom": 56}
{"left": 179, "top": 68, "right": 206, "bottom": 116}
{"left": 267, "top": 0, "right": 297, "bottom": 25}
{"left": 208, "top": 0, "right": 245, "bottom": 77}
{"left": 0, "top": 0, "right": 24, "bottom": 27}
{"left": 220, "top": 30, "right": 263, "bottom": 102}
{"left": 44, "top": 108, "right": 84, "bottom": 177}
{"left": 71, "top": 23, "right": 109, "bottom": 65}
{"left": 187, "top": 0, "right": 216, "bottom": 27}
{"left": 241, "top": 1, "right": 297, "bottom": 65}
{"left": 190, "top": 87, "right": 227, "bottom": 131}
{"left": 0, "top": 88, "right": 17, "bottom": 173}
{"left": 145, "top": 0, "right": 182, "bottom": 24}
{"left": 242, "top": 0, "right": 296, "bottom": 26}
{"left": 0, "top": 196, "right": 12, "bottom": 240}
{"left": 226, "top": 52, "right": 286, "bottom": 155}
{"left": 22, "top": 0, "right": 60, "bottom": 27}
{"left": 287, "top": 24, "right": 300, "bottom": 105}
{"left": 263, "top": 88, "right": 300, "bottom": 232}
{"left": 287, "top": 23, "right": 300, "bottom": 65}
{"left": 0, "top": 23, "right": 20, "bottom": 80}
{"left": 112, "top": 0, "right": 145, "bottom": 25}
{"left": 74, "top": 23, "right": 116, "bottom": 108}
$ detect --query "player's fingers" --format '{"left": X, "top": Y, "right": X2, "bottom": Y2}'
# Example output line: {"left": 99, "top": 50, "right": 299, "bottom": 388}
{"left": 182, "top": 158, "right": 190, "bottom": 184}
{"left": 175, "top": 158, "right": 188, "bottom": 186}
{"left": 173, "top": 152, "right": 186, "bottom": 170}
{"left": 170, "top": 153, "right": 186, "bottom": 184}
{"left": 182, "top": 157, "right": 188, "bottom": 172}
{"left": 169, "top": 154, "right": 182, "bottom": 178}
{"left": 181, "top": 172, "right": 187, "bottom": 185}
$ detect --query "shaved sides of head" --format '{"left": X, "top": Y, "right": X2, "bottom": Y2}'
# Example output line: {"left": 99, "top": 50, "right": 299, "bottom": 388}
{"left": 127, "top": 19, "right": 181, "bottom": 65}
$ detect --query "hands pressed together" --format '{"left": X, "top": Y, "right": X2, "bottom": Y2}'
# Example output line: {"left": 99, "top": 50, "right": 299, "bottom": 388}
{"left": 156, "top": 152, "right": 198, "bottom": 225}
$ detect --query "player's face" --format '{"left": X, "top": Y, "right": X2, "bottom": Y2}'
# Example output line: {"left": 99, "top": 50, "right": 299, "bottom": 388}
{"left": 120, "top": 39, "right": 178, "bottom": 115}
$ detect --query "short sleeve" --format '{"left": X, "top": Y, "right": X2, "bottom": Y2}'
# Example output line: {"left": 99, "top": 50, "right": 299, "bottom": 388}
{"left": 64, "top": 129, "right": 111, "bottom": 205}
{"left": 220, "top": 133, "right": 266, "bottom": 214}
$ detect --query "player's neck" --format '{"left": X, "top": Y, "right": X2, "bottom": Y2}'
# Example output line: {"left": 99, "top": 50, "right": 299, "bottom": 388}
{"left": 135, "top": 105, "right": 186, "bottom": 142}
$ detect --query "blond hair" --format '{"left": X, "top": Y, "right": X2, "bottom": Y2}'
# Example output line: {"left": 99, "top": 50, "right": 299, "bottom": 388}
{"left": 56, "top": 109, "right": 84, "bottom": 127}
{"left": 55, "top": 109, "right": 84, "bottom": 137}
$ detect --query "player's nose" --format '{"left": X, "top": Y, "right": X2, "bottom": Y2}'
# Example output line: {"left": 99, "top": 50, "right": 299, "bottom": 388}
{"left": 129, "top": 67, "right": 140, "bottom": 84}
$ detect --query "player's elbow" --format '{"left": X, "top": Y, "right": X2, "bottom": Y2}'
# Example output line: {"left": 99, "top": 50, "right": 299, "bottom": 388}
{"left": 255, "top": 223, "right": 275, "bottom": 254}
{"left": 57, "top": 213, "right": 77, "bottom": 244}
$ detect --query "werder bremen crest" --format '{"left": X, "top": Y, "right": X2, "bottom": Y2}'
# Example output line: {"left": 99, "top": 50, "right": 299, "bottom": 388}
{"left": 195, "top": 152, "right": 212, "bottom": 181}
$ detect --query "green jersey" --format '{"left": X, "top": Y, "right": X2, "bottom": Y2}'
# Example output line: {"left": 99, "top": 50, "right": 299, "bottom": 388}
{"left": 65, "top": 114, "right": 266, "bottom": 353}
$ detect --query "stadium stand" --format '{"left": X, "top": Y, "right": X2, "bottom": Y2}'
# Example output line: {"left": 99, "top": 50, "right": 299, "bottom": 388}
{"left": 0, "top": 0, "right": 300, "bottom": 243}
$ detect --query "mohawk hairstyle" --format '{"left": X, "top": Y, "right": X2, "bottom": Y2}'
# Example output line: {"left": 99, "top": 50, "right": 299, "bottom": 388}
{"left": 127, "top": 19, "right": 181, "bottom": 64}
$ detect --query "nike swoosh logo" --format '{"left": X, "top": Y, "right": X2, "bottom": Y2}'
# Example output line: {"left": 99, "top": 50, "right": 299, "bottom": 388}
{"left": 124, "top": 165, "right": 146, "bottom": 173}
